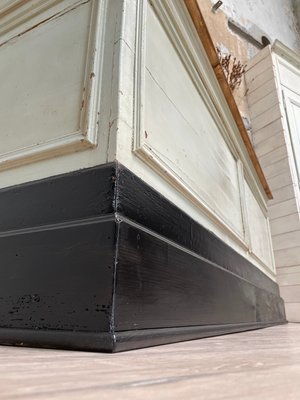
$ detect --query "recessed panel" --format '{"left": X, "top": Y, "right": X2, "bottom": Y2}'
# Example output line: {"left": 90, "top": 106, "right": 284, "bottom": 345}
{"left": 141, "top": 5, "right": 244, "bottom": 235}
{"left": 0, "top": 2, "right": 91, "bottom": 155}
{"left": 245, "top": 181, "right": 273, "bottom": 268}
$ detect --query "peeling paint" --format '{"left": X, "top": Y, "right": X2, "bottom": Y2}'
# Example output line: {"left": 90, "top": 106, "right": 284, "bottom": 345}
{"left": 0, "top": 0, "right": 91, "bottom": 48}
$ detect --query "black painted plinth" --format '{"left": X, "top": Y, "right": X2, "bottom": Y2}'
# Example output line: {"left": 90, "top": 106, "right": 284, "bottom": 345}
{"left": 0, "top": 162, "right": 286, "bottom": 352}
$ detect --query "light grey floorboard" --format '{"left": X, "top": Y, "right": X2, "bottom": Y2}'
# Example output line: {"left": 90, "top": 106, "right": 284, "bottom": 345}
{"left": 1, "top": 324, "right": 300, "bottom": 399}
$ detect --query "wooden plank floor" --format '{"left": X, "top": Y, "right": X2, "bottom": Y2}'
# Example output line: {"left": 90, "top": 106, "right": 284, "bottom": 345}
{"left": 1, "top": 324, "right": 300, "bottom": 399}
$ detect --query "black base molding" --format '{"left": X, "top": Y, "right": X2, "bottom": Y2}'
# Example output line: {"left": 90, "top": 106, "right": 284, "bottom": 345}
{"left": 0, "top": 162, "right": 286, "bottom": 352}
{"left": 0, "top": 321, "right": 285, "bottom": 353}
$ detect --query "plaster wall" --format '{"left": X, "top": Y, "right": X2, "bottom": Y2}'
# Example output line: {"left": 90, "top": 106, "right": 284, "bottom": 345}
{"left": 221, "top": 0, "right": 299, "bottom": 50}
{"left": 199, "top": 0, "right": 300, "bottom": 126}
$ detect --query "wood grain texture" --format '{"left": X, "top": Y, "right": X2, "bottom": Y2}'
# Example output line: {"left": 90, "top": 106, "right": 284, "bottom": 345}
{"left": 284, "top": 304, "right": 300, "bottom": 322}
{"left": 0, "top": 324, "right": 300, "bottom": 399}
{"left": 268, "top": 185, "right": 297, "bottom": 207}
{"left": 252, "top": 119, "right": 284, "bottom": 146}
{"left": 248, "top": 45, "right": 300, "bottom": 322}
{"left": 247, "top": 78, "right": 278, "bottom": 106}
{"left": 277, "top": 272, "right": 300, "bottom": 286}
{"left": 114, "top": 221, "right": 258, "bottom": 331}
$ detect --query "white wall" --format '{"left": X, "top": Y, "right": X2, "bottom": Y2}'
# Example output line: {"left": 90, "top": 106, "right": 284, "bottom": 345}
{"left": 0, "top": 0, "right": 120, "bottom": 188}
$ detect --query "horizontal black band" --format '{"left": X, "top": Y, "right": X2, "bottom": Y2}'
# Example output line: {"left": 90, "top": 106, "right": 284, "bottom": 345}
{"left": 114, "top": 321, "right": 286, "bottom": 352}
{"left": 0, "top": 162, "right": 285, "bottom": 352}
{"left": 0, "top": 322, "right": 285, "bottom": 353}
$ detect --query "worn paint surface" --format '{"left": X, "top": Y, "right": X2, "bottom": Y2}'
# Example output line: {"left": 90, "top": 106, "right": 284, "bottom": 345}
{"left": 0, "top": 1, "right": 278, "bottom": 282}
{"left": 0, "top": 162, "right": 285, "bottom": 352}
{"left": 245, "top": 45, "right": 300, "bottom": 322}
{"left": 199, "top": 0, "right": 300, "bottom": 125}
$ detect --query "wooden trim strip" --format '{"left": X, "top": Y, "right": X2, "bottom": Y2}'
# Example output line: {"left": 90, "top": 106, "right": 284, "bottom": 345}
{"left": 184, "top": 0, "right": 273, "bottom": 199}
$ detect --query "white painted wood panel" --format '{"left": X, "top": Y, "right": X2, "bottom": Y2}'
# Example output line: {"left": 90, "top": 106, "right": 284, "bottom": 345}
{"left": 254, "top": 132, "right": 286, "bottom": 158}
{"left": 246, "top": 67, "right": 277, "bottom": 95}
{"left": 267, "top": 171, "right": 294, "bottom": 191}
{"left": 0, "top": 0, "right": 277, "bottom": 280}
{"left": 269, "top": 185, "right": 298, "bottom": 206}
{"left": 246, "top": 45, "right": 271, "bottom": 70}
{"left": 247, "top": 78, "right": 278, "bottom": 105}
{"left": 245, "top": 181, "right": 274, "bottom": 268}
{"left": 259, "top": 145, "right": 288, "bottom": 168}
{"left": 284, "top": 303, "right": 300, "bottom": 321}
{"left": 254, "top": 45, "right": 300, "bottom": 320}
{"left": 246, "top": 54, "right": 275, "bottom": 85}
{"left": 0, "top": 0, "right": 121, "bottom": 189}
{"left": 111, "top": 0, "right": 277, "bottom": 277}
{"left": 252, "top": 119, "right": 284, "bottom": 146}
{"left": 249, "top": 91, "right": 281, "bottom": 120}
{"left": 0, "top": 1, "right": 85, "bottom": 43}
{"left": 251, "top": 104, "right": 283, "bottom": 132}
{"left": 272, "top": 230, "right": 300, "bottom": 251}
{"left": 277, "top": 272, "right": 300, "bottom": 286}
{"left": 277, "top": 58, "right": 300, "bottom": 95}
{"left": 270, "top": 213, "right": 300, "bottom": 236}
{"left": 283, "top": 87, "right": 300, "bottom": 183}
{"left": 274, "top": 247, "right": 300, "bottom": 268}
{"left": 0, "top": 2, "right": 90, "bottom": 153}
{"left": 268, "top": 198, "right": 298, "bottom": 220}
{"left": 138, "top": 3, "right": 244, "bottom": 236}
{"left": 263, "top": 157, "right": 291, "bottom": 179}
{"left": 280, "top": 285, "right": 300, "bottom": 303}
{"left": 0, "top": 0, "right": 107, "bottom": 170}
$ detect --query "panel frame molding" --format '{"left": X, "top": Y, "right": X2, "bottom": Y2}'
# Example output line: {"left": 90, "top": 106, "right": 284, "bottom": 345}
{"left": 132, "top": 0, "right": 273, "bottom": 264}
{"left": 272, "top": 43, "right": 300, "bottom": 212}
{"left": 0, "top": 0, "right": 107, "bottom": 171}
{"left": 244, "top": 176, "right": 276, "bottom": 272}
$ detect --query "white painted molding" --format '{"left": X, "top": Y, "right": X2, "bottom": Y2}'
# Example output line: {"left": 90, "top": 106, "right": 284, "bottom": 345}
{"left": 272, "top": 47, "right": 300, "bottom": 211}
{"left": 132, "top": 0, "right": 271, "bottom": 251}
{"left": 0, "top": 1, "right": 86, "bottom": 41}
{"left": 273, "top": 40, "right": 300, "bottom": 71}
{"left": 0, "top": 0, "right": 107, "bottom": 171}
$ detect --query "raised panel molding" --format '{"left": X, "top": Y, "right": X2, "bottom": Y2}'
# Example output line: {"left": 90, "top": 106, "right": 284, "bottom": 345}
{"left": 132, "top": 0, "right": 274, "bottom": 257}
{"left": 0, "top": 1, "right": 86, "bottom": 41}
{"left": 133, "top": 0, "right": 246, "bottom": 247}
{"left": 0, "top": 0, "right": 107, "bottom": 170}
{"left": 131, "top": 0, "right": 276, "bottom": 274}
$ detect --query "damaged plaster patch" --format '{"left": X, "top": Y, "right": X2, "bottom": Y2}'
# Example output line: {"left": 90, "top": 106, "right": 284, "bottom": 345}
{"left": 210, "top": 0, "right": 300, "bottom": 51}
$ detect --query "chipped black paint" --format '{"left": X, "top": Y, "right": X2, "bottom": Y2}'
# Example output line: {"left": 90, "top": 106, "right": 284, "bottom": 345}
{"left": 0, "top": 162, "right": 286, "bottom": 352}
{"left": 0, "top": 219, "right": 116, "bottom": 333}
